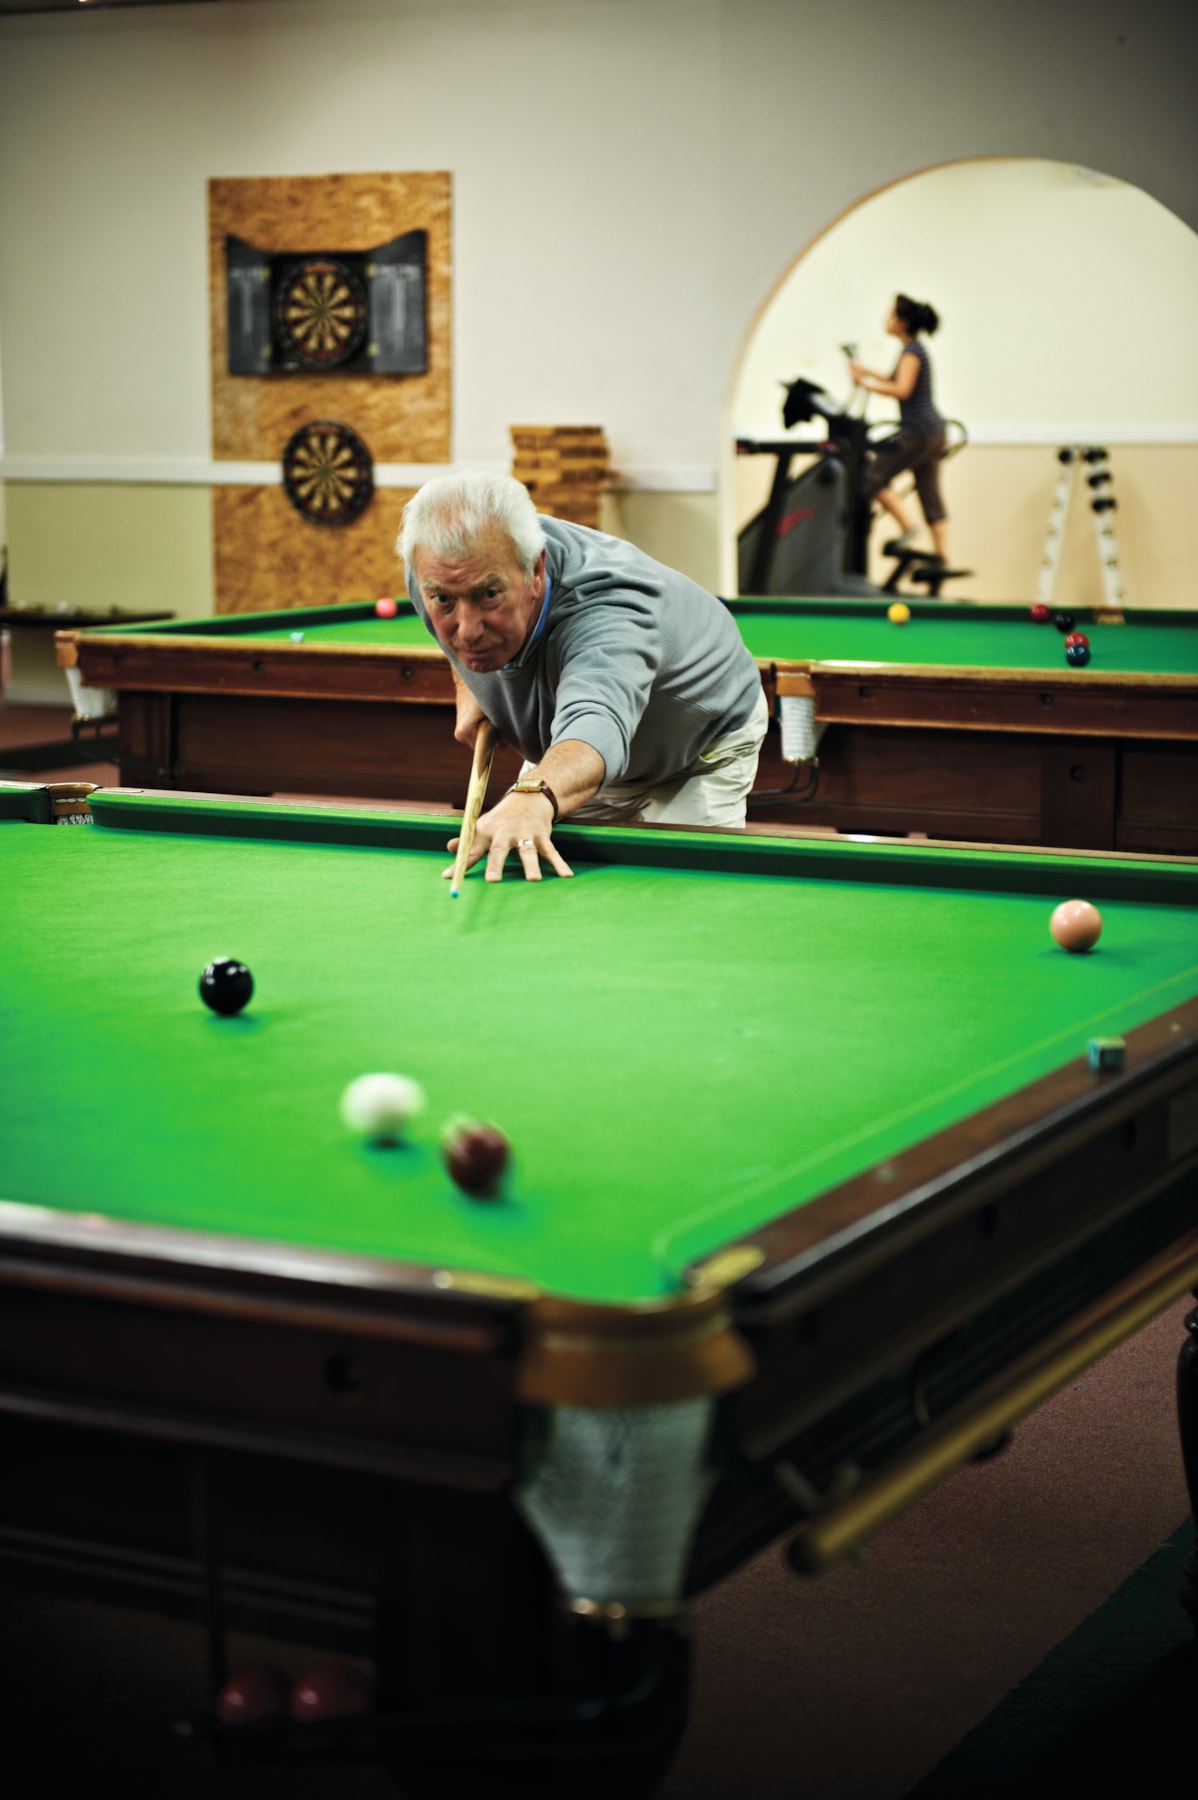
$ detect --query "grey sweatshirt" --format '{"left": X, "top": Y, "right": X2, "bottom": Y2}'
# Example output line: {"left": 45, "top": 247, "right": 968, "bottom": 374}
{"left": 407, "top": 517, "right": 762, "bottom": 785}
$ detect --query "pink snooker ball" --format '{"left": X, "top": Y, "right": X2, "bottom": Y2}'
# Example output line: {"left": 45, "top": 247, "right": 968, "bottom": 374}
{"left": 1050, "top": 899, "right": 1103, "bottom": 954}
{"left": 375, "top": 597, "right": 399, "bottom": 619}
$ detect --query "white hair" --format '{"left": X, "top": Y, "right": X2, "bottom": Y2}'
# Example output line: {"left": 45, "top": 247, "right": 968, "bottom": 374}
{"left": 397, "top": 471, "right": 546, "bottom": 575}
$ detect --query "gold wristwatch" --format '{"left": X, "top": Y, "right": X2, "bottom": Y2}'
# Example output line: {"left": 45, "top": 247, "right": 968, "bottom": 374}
{"left": 507, "top": 778, "right": 559, "bottom": 821}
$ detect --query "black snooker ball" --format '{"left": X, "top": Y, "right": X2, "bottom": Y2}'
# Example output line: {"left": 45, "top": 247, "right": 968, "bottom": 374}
{"left": 1065, "top": 642, "right": 1091, "bottom": 667}
{"left": 199, "top": 957, "right": 254, "bottom": 1016}
{"left": 1052, "top": 611, "right": 1075, "bottom": 633}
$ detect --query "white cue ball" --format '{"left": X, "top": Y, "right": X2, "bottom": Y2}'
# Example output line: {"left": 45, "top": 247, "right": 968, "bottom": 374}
{"left": 340, "top": 1072, "right": 426, "bottom": 1142}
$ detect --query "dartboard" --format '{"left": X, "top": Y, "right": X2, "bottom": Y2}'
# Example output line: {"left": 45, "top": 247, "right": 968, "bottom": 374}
{"left": 274, "top": 257, "right": 368, "bottom": 367}
{"left": 282, "top": 421, "right": 374, "bottom": 526}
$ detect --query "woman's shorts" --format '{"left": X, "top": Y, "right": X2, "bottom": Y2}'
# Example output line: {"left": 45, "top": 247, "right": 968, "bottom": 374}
{"left": 862, "top": 426, "right": 948, "bottom": 524}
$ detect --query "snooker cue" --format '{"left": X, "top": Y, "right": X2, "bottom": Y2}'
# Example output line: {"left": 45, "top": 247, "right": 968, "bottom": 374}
{"left": 449, "top": 719, "right": 496, "bottom": 897}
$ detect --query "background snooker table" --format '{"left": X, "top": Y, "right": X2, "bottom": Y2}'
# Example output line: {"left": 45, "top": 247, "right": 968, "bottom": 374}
{"left": 57, "top": 594, "right": 1198, "bottom": 854}
{"left": 2, "top": 782, "right": 1198, "bottom": 1791}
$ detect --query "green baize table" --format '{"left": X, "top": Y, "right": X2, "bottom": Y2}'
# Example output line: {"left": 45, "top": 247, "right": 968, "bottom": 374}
{"left": 2, "top": 780, "right": 1197, "bottom": 1791}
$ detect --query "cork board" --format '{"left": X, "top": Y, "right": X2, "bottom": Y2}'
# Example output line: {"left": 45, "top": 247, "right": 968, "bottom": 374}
{"left": 213, "top": 486, "right": 414, "bottom": 614}
{"left": 208, "top": 172, "right": 451, "bottom": 464}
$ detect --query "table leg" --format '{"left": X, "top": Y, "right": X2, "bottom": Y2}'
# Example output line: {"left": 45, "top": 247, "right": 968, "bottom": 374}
{"left": 1177, "top": 1297, "right": 1198, "bottom": 1632}
{"left": 188, "top": 1449, "right": 229, "bottom": 1700}
{"left": 373, "top": 1482, "right": 691, "bottom": 1799}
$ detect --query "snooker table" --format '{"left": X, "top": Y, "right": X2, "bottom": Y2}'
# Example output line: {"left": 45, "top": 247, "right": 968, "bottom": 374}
{"left": 0, "top": 602, "right": 172, "bottom": 769}
{"left": 2, "top": 782, "right": 1198, "bottom": 1793}
{"left": 57, "top": 594, "right": 1198, "bottom": 853}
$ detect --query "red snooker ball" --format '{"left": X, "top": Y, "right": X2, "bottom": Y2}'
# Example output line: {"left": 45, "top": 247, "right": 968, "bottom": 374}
{"left": 375, "top": 597, "right": 399, "bottom": 619}
{"left": 215, "top": 1665, "right": 291, "bottom": 1726}
{"left": 1050, "top": 899, "right": 1103, "bottom": 953}
{"left": 1064, "top": 631, "right": 1089, "bottom": 648}
{"left": 443, "top": 1120, "right": 511, "bottom": 1200}
{"left": 290, "top": 1663, "right": 374, "bottom": 1723}
{"left": 1030, "top": 603, "right": 1050, "bottom": 623}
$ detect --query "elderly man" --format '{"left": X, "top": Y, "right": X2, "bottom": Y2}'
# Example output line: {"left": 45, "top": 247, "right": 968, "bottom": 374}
{"left": 398, "top": 471, "right": 768, "bottom": 882}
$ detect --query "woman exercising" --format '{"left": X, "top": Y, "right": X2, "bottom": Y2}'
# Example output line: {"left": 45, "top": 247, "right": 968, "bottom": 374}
{"left": 849, "top": 295, "right": 950, "bottom": 564}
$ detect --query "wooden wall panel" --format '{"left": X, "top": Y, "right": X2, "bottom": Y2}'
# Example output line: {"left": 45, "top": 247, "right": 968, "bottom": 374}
{"left": 208, "top": 172, "right": 451, "bottom": 464}
{"left": 213, "top": 486, "right": 414, "bottom": 614}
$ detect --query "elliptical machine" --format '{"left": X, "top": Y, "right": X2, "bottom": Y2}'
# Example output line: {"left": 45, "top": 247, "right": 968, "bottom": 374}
{"left": 736, "top": 373, "right": 968, "bottom": 597}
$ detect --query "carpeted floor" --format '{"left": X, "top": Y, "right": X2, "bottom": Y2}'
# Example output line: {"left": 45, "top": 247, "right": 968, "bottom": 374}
{"left": 908, "top": 1522, "right": 1196, "bottom": 1798}
{"left": 0, "top": 699, "right": 118, "bottom": 787}
{"left": 660, "top": 1298, "right": 1193, "bottom": 1799}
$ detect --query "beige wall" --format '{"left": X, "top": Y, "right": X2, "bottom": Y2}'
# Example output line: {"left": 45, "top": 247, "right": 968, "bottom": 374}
{"left": 1, "top": 0, "right": 1195, "bottom": 617}
{"left": 601, "top": 491, "right": 721, "bottom": 591}
{"left": 5, "top": 480, "right": 717, "bottom": 619}
{"left": 735, "top": 160, "right": 1198, "bottom": 443}
{"left": 925, "top": 445, "right": 1198, "bottom": 609}
{"left": 14, "top": 452, "right": 1184, "bottom": 618}
{"left": 729, "top": 158, "right": 1197, "bottom": 604}
{"left": 5, "top": 484, "right": 214, "bottom": 618}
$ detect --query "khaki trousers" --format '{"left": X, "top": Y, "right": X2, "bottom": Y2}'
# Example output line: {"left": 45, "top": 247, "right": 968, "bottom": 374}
{"left": 526, "top": 689, "right": 769, "bottom": 831}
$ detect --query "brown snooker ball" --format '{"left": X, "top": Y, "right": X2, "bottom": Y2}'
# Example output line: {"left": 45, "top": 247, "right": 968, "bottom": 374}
{"left": 1050, "top": 899, "right": 1103, "bottom": 953}
{"left": 443, "top": 1120, "right": 511, "bottom": 1200}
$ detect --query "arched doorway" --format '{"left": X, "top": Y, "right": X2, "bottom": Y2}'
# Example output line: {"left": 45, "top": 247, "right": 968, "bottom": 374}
{"left": 722, "top": 157, "right": 1198, "bottom": 605}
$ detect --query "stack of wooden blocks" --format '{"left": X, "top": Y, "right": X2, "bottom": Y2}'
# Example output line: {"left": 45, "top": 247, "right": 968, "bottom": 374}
{"left": 510, "top": 426, "right": 611, "bottom": 529}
